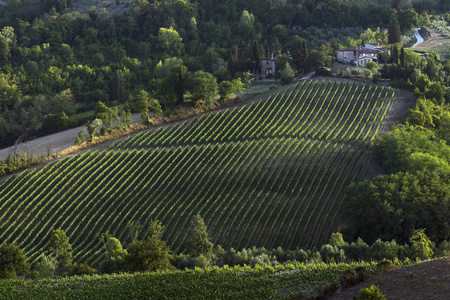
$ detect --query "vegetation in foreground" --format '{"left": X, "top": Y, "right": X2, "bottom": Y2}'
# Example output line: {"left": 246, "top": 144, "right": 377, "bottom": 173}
{"left": 0, "top": 260, "right": 411, "bottom": 300}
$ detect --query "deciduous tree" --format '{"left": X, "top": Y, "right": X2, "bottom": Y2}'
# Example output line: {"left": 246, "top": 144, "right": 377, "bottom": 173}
{"left": 0, "top": 242, "right": 29, "bottom": 279}
{"left": 49, "top": 229, "right": 72, "bottom": 268}
{"left": 124, "top": 220, "right": 173, "bottom": 272}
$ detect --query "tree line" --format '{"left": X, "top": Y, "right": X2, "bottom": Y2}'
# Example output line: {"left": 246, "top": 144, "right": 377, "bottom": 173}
{"left": 2, "top": 214, "right": 450, "bottom": 280}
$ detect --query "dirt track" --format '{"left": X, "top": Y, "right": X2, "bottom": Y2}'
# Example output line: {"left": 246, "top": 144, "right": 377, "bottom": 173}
{"left": 0, "top": 113, "right": 143, "bottom": 161}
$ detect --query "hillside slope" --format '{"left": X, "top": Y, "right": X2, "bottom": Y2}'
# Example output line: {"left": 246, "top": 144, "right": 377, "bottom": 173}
{"left": 328, "top": 257, "right": 450, "bottom": 300}
{"left": 0, "top": 79, "right": 411, "bottom": 265}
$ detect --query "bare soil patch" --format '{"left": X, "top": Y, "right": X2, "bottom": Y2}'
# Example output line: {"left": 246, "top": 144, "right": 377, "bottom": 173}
{"left": 327, "top": 257, "right": 450, "bottom": 300}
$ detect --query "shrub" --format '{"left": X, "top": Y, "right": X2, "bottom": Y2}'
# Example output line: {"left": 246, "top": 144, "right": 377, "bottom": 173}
{"left": 32, "top": 254, "right": 55, "bottom": 278}
{"left": 340, "top": 267, "right": 367, "bottom": 288}
{"left": 351, "top": 68, "right": 361, "bottom": 76}
{"left": 376, "top": 260, "right": 395, "bottom": 274}
{"left": 69, "top": 263, "right": 97, "bottom": 276}
{"left": 355, "top": 285, "right": 386, "bottom": 300}
{"left": 366, "top": 61, "right": 379, "bottom": 70}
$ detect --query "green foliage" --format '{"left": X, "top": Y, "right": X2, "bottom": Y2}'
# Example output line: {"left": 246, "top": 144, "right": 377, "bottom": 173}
{"left": 186, "top": 215, "right": 213, "bottom": 258}
{"left": 365, "top": 62, "right": 379, "bottom": 71}
{"left": 0, "top": 261, "right": 400, "bottom": 299}
{"left": 0, "top": 242, "right": 29, "bottom": 279}
{"left": 94, "top": 101, "right": 118, "bottom": 130}
{"left": 409, "top": 229, "right": 434, "bottom": 260}
{"left": 308, "top": 50, "right": 328, "bottom": 70}
{"left": 158, "top": 27, "right": 184, "bottom": 57}
{"left": 86, "top": 119, "right": 103, "bottom": 141}
{"left": 99, "top": 234, "right": 128, "bottom": 273}
{"left": 124, "top": 220, "right": 173, "bottom": 272}
{"left": 398, "top": 8, "right": 419, "bottom": 33}
{"left": 218, "top": 80, "right": 235, "bottom": 101}
{"left": 280, "top": 62, "right": 295, "bottom": 85}
{"left": 343, "top": 169, "right": 450, "bottom": 243}
{"left": 187, "top": 71, "right": 217, "bottom": 104}
{"left": 31, "top": 254, "right": 55, "bottom": 278}
{"left": 355, "top": 285, "right": 386, "bottom": 300}
{"left": 75, "top": 130, "right": 86, "bottom": 146}
{"left": 373, "top": 125, "right": 450, "bottom": 173}
{"left": 388, "top": 17, "right": 401, "bottom": 44}
{"left": 148, "top": 98, "right": 162, "bottom": 116}
{"left": 69, "top": 263, "right": 97, "bottom": 276}
{"left": 119, "top": 106, "right": 132, "bottom": 127}
{"left": 49, "top": 229, "right": 72, "bottom": 269}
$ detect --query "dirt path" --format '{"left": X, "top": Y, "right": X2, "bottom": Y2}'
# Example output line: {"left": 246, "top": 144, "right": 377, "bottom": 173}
{"left": 0, "top": 113, "right": 143, "bottom": 161}
{"left": 327, "top": 257, "right": 450, "bottom": 300}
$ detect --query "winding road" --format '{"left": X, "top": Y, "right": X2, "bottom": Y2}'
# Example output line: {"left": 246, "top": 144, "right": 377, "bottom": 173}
{"left": 412, "top": 28, "right": 424, "bottom": 47}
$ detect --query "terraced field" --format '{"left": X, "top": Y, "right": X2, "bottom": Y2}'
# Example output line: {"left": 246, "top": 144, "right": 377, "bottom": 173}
{"left": 0, "top": 80, "right": 395, "bottom": 265}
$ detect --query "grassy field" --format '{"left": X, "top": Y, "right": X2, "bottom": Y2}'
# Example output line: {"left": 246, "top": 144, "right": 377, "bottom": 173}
{"left": 0, "top": 80, "right": 397, "bottom": 266}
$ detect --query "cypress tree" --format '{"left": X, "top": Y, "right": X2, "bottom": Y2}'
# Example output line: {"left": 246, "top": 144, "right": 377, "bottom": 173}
{"left": 294, "top": 38, "right": 308, "bottom": 72}
{"left": 252, "top": 40, "right": 261, "bottom": 74}
{"left": 388, "top": 17, "right": 401, "bottom": 44}
{"left": 272, "top": 38, "right": 281, "bottom": 56}
{"left": 392, "top": 45, "right": 399, "bottom": 64}
{"left": 187, "top": 215, "right": 213, "bottom": 258}
{"left": 400, "top": 47, "right": 405, "bottom": 67}
{"left": 228, "top": 45, "right": 239, "bottom": 75}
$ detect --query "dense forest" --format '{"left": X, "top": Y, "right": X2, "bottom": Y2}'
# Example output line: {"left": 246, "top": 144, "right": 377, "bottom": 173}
{"left": 0, "top": 0, "right": 444, "bottom": 147}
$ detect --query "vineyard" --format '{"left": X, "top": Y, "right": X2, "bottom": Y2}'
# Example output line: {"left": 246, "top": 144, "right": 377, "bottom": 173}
{"left": 0, "top": 80, "right": 395, "bottom": 265}
{"left": 0, "top": 261, "right": 413, "bottom": 299}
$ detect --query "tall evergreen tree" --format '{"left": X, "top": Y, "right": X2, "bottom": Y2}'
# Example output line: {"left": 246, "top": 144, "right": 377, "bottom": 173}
{"left": 228, "top": 45, "right": 239, "bottom": 76}
{"left": 388, "top": 17, "right": 401, "bottom": 44}
{"left": 400, "top": 47, "right": 405, "bottom": 67}
{"left": 251, "top": 41, "right": 261, "bottom": 74}
{"left": 294, "top": 37, "right": 308, "bottom": 72}
{"left": 187, "top": 215, "right": 213, "bottom": 258}
{"left": 263, "top": 40, "right": 270, "bottom": 58}
{"left": 392, "top": 45, "right": 399, "bottom": 64}
{"left": 110, "top": 71, "right": 126, "bottom": 103}
{"left": 170, "top": 64, "right": 188, "bottom": 104}
{"left": 272, "top": 38, "right": 281, "bottom": 56}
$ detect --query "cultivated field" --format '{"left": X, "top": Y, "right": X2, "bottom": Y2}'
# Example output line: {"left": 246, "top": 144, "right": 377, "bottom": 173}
{"left": 0, "top": 80, "right": 397, "bottom": 265}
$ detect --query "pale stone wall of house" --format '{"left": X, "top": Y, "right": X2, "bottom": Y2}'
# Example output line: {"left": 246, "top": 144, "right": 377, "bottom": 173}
{"left": 337, "top": 50, "right": 357, "bottom": 62}
{"left": 261, "top": 59, "right": 276, "bottom": 75}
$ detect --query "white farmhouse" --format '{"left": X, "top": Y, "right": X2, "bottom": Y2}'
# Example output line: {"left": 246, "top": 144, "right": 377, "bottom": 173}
{"left": 337, "top": 46, "right": 379, "bottom": 67}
